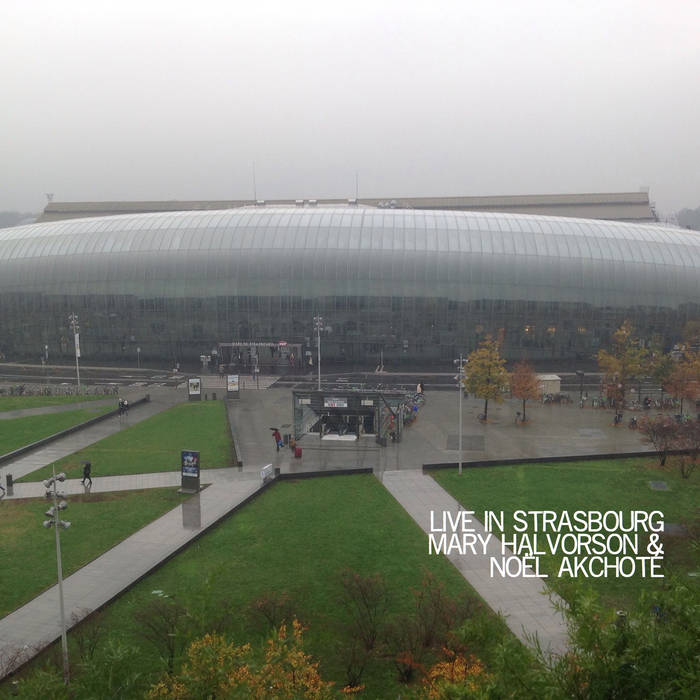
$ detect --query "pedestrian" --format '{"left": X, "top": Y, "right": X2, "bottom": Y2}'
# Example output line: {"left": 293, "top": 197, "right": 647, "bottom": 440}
{"left": 123, "top": 399, "right": 129, "bottom": 415}
{"left": 81, "top": 461, "right": 92, "bottom": 487}
{"left": 118, "top": 398, "right": 124, "bottom": 415}
{"left": 272, "top": 428, "right": 283, "bottom": 451}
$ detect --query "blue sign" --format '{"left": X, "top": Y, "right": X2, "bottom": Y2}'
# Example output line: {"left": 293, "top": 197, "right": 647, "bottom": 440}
{"left": 181, "top": 450, "right": 200, "bottom": 477}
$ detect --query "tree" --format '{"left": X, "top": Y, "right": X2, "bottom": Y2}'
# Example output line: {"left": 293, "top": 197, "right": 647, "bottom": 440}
{"left": 510, "top": 361, "right": 540, "bottom": 422}
{"left": 464, "top": 337, "right": 510, "bottom": 421}
{"left": 438, "top": 581, "right": 700, "bottom": 699}
{"left": 671, "top": 419, "right": 700, "bottom": 479}
{"left": 664, "top": 355, "right": 700, "bottom": 414}
{"left": 597, "top": 320, "right": 648, "bottom": 406}
{"left": 133, "top": 597, "right": 188, "bottom": 674}
{"left": 247, "top": 590, "right": 296, "bottom": 633}
{"left": 647, "top": 337, "right": 674, "bottom": 400}
{"left": 148, "top": 621, "right": 335, "bottom": 699}
{"left": 423, "top": 648, "right": 489, "bottom": 698}
{"left": 339, "top": 570, "right": 389, "bottom": 651}
{"left": 638, "top": 415, "right": 677, "bottom": 466}
{"left": 682, "top": 320, "right": 700, "bottom": 348}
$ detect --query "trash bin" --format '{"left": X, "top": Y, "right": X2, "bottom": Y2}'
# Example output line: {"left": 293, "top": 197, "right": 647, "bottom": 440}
{"left": 6, "top": 474, "right": 13, "bottom": 494}
{"left": 294, "top": 447, "right": 302, "bottom": 458}
{"left": 283, "top": 433, "right": 290, "bottom": 445}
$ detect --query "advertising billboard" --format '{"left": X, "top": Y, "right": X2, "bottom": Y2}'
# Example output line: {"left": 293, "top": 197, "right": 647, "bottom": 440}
{"left": 181, "top": 450, "right": 200, "bottom": 478}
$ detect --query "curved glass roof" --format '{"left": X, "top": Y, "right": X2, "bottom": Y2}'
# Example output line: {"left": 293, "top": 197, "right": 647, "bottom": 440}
{"left": 1, "top": 208, "right": 698, "bottom": 308}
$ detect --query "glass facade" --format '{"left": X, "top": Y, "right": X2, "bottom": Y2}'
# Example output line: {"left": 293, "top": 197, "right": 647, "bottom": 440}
{"left": 0, "top": 208, "right": 698, "bottom": 366}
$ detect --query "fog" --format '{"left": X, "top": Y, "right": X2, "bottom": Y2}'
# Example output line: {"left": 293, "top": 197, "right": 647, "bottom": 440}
{"left": 2, "top": 0, "right": 699, "bottom": 216}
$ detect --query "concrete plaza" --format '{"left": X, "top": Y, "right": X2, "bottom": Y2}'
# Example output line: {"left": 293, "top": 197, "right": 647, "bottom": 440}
{"left": 228, "top": 385, "right": 651, "bottom": 475}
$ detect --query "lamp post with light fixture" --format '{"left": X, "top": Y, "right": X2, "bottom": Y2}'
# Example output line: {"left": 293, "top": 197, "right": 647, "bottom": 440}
{"left": 43, "top": 467, "right": 71, "bottom": 685}
{"left": 454, "top": 354, "right": 466, "bottom": 475}
{"left": 68, "top": 313, "right": 80, "bottom": 393}
{"left": 314, "top": 315, "right": 323, "bottom": 391}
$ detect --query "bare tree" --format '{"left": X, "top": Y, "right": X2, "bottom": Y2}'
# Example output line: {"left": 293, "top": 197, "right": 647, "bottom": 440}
{"left": 247, "top": 590, "right": 296, "bottom": 632}
{"left": 70, "top": 608, "right": 106, "bottom": 662}
{"left": 340, "top": 570, "right": 389, "bottom": 651}
{"left": 638, "top": 415, "right": 678, "bottom": 466}
{"left": 132, "top": 597, "right": 188, "bottom": 673}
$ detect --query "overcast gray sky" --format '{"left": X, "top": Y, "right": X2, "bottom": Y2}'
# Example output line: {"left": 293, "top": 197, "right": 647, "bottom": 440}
{"left": 2, "top": 0, "right": 699, "bottom": 216}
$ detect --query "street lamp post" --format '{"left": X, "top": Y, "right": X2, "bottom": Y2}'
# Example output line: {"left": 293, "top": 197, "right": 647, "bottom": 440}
{"left": 44, "top": 344, "right": 49, "bottom": 389}
{"left": 43, "top": 467, "right": 71, "bottom": 685}
{"left": 68, "top": 313, "right": 80, "bottom": 393}
{"left": 314, "top": 315, "right": 323, "bottom": 391}
{"left": 576, "top": 370, "right": 585, "bottom": 406}
{"left": 137, "top": 346, "right": 141, "bottom": 369}
{"left": 455, "top": 354, "right": 465, "bottom": 475}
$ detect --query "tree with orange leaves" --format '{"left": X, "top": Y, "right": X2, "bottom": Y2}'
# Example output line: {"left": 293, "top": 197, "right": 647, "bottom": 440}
{"left": 664, "top": 354, "right": 700, "bottom": 415}
{"left": 510, "top": 361, "right": 540, "bottom": 423}
{"left": 423, "top": 647, "right": 490, "bottom": 698}
{"left": 148, "top": 621, "right": 335, "bottom": 699}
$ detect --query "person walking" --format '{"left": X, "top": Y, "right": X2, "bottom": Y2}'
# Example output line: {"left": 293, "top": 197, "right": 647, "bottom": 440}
{"left": 81, "top": 461, "right": 92, "bottom": 487}
{"left": 272, "top": 428, "right": 283, "bottom": 452}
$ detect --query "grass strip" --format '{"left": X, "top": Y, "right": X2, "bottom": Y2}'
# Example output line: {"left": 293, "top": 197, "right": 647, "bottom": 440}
{"left": 0, "top": 406, "right": 113, "bottom": 456}
{"left": 432, "top": 457, "right": 700, "bottom": 608}
{"left": 0, "top": 395, "right": 106, "bottom": 411}
{"left": 20, "top": 402, "right": 235, "bottom": 482}
{"left": 0, "top": 488, "right": 188, "bottom": 618}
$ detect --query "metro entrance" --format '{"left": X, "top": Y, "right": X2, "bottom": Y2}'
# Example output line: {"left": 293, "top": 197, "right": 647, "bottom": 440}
{"left": 292, "top": 388, "right": 414, "bottom": 445}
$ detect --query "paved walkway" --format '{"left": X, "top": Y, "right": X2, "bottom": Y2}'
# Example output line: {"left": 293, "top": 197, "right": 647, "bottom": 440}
{"left": 0, "top": 469, "right": 263, "bottom": 679}
{"left": 0, "top": 388, "right": 184, "bottom": 482}
{"left": 381, "top": 469, "right": 569, "bottom": 656}
{"left": 2, "top": 468, "right": 243, "bottom": 499}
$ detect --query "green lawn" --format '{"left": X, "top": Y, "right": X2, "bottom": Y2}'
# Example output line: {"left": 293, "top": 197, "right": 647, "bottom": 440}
{"left": 5, "top": 475, "right": 510, "bottom": 698}
{"left": 19, "top": 401, "right": 236, "bottom": 482}
{"left": 0, "top": 406, "right": 113, "bottom": 456}
{"left": 0, "top": 395, "right": 106, "bottom": 411}
{"left": 432, "top": 458, "right": 700, "bottom": 608}
{"left": 0, "top": 488, "right": 188, "bottom": 618}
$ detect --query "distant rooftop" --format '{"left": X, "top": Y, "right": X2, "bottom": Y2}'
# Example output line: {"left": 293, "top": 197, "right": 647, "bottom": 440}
{"left": 37, "top": 191, "right": 656, "bottom": 223}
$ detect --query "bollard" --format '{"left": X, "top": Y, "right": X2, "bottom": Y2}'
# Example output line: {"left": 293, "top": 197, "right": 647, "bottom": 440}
{"left": 6, "top": 473, "right": 13, "bottom": 496}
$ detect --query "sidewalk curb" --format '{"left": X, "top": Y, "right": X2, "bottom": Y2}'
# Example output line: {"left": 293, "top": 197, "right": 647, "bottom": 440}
{"left": 422, "top": 448, "right": 694, "bottom": 471}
